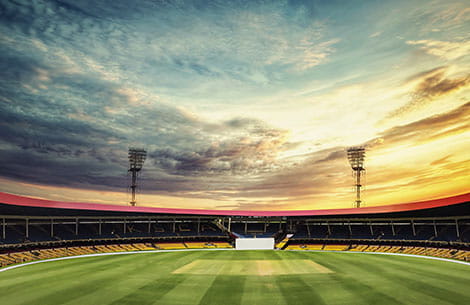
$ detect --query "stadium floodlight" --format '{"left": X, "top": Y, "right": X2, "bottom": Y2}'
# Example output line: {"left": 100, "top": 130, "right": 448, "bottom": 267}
{"left": 128, "top": 148, "right": 147, "bottom": 206}
{"left": 347, "top": 147, "right": 366, "bottom": 208}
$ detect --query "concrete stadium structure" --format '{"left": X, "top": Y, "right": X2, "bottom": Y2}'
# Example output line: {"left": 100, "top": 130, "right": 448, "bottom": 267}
{"left": 1, "top": 192, "right": 469, "bottom": 266}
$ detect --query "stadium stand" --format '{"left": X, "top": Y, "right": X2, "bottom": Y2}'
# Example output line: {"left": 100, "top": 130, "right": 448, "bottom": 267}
{"left": 284, "top": 243, "right": 470, "bottom": 261}
{"left": 0, "top": 241, "right": 237, "bottom": 267}
{"left": 0, "top": 192, "right": 469, "bottom": 266}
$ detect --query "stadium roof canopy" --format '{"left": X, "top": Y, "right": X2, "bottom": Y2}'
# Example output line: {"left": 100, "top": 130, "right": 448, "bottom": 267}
{"left": 0, "top": 192, "right": 469, "bottom": 218}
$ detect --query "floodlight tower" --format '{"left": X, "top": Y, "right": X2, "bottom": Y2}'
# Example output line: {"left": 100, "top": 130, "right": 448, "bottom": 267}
{"left": 128, "top": 148, "right": 146, "bottom": 206}
{"left": 347, "top": 147, "right": 366, "bottom": 208}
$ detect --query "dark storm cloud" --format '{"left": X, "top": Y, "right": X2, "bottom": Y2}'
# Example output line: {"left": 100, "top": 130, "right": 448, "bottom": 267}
{"left": 150, "top": 127, "right": 289, "bottom": 176}
{"left": 0, "top": 48, "right": 292, "bottom": 192}
{"left": 0, "top": 148, "right": 127, "bottom": 188}
{"left": 0, "top": 54, "right": 135, "bottom": 189}
{"left": 0, "top": 93, "right": 129, "bottom": 190}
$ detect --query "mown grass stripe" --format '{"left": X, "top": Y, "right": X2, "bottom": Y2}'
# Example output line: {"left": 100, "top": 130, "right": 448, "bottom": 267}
{"left": 157, "top": 252, "right": 238, "bottom": 305}
{"left": 63, "top": 252, "right": 205, "bottom": 305}
{"left": 241, "top": 276, "right": 285, "bottom": 305}
{"left": 276, "top": 275, "right": 326, "bottom": 305}
{"left": 0, "top": 254, "right": 126, "bottom": 286}
{"left": 19, "top": 254, "right": 153, "bottom": 305}
{"left": 362, "top": 254, "right": 469, "bottom": 304}
{"left": 316, "top": 253, "right": 408, "bottom": 304}
{"left": 334, "top": 253, "right": 455, "bottom": 305}
{"left": 198, "top": 275, "right": 246, "bottom": 305}
{"left": 151, "top": 251, "right": 240, "bottom": 305}
{"left": 362, "top": 252, "right": 470, "bottom": 281}
{"left": 0, "top": 254, "right": 139, "bottom": 299}
{"left": 109, "top": 275, "right": 187, "bottom": 305}
{"left": 101, "top": 251, "right": 209, "bottom": 305}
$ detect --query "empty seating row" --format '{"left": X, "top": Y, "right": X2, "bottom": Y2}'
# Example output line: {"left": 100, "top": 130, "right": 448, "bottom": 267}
{"left": 292, "top": 223, "right": 469, "bottom": 242}
{"left": 0, "top": 241, "right": 233, "bottom": 267}
{"left": 1, "top": 222, "right": 226, "bottom": 245}
{"left": 285, "top": 243, "right": 470, "bottom": 261}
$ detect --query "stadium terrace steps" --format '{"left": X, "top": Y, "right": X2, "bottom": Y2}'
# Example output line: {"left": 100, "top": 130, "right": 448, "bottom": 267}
{"left": 287, "top": 244, "right": 323, "bottom": 251}
{"left": 184, "top": 242, "right": 232, "bottom": 249}
{"left": 0, "top": 241, "right": 233, "bottom": 267}
{"left": 285, "top": 243, "right": 470, "bottom": 261}
{"left": 275, "top": 233, "right": 294, "bottom": 249}
{"left": 322, "top": 244, "right": 349, "bottom": 251}
{"left": 155, "top": 243, "right": 187, "bottom": 250}
{"left": 1, "top": 239, "right": 469, "bottom": 268}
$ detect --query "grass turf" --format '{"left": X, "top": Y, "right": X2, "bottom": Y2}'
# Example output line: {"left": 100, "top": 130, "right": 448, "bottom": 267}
{"left": 0, "top": 250, "right": 469, "bottom": 305}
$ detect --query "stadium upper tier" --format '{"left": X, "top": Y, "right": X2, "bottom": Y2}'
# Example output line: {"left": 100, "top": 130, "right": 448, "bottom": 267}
{"left": 0, "top": 192, "right": 469, "bottom": 217}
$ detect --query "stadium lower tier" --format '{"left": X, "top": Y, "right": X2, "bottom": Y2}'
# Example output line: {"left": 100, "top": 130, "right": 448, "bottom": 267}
{"left": 285, "top": 243, "right": 469, "bottom": 261}
{"left": 1, "top": 241, "right": 468, "bottom": 267}
{"left": 0, "top": 241, "right": 233, "bottom": 267}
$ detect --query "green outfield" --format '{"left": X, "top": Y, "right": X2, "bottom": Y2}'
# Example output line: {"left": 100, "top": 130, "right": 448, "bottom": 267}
{"left": 0, "top": 250, "right": 468, "bottom": 305}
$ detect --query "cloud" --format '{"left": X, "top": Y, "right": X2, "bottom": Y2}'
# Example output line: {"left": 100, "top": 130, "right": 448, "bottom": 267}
{"left": 314, "top": 150, "right": 345, "bottom": 164}
{"left": 239, "top": 102, "right": 470, "bottom": 201}
{"left": 372, "top": 102, "right": 470, "bottom": 147}
{"left": 150, "top": 126, "right": 290, "bottom": 176}
{"left": 0, "top": 0, "right": 342, "bottom": 107}
{"left": 297, "top": 38, "right": 340, "bottom": 70}
{"left": 430, "top": 154, "right": 452, "bottom": 166}
{"left": 0, "top": 54, "right": 47, "bottom": 85}
{"left": 407, "top": 40, "right": 470, "bottom": 60}
{"left": 0, "top": 62, "right": 294, "bottom": 194}
{"left": 425, "top": 4, "right": 470, "bottom": 31}
{"left": 369, "top": 31, "right": 382, "bottom": 38}
{"left": 412, "top": 68, "right": 469, "bottom": 100}
{"left": 0, "top": 0, "right": 468, "bottom": 209}
{"left": 215, "top": 200, "right": 293, "bottom": 211}
{"left": 389, "top": 67, "right": 469, "bottom": 117}
{"left": 211, "top": 145, "right": 351, "bottom": 201}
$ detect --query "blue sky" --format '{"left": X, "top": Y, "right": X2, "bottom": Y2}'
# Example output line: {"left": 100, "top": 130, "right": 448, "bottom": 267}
{"left": 0, "top": 0, "right": 469, "bottom": 209}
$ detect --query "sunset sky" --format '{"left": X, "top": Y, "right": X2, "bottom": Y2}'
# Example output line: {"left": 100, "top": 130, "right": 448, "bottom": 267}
{"left": 0, "top": 0, "right": 469, "bottom": 210}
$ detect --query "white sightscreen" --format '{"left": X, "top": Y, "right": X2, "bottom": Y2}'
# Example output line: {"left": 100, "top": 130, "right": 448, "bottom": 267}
{"left": 235, "top": 238, "right": 274, "bottom": 250}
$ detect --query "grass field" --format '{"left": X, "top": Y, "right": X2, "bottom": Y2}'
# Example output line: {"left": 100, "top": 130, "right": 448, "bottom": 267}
{"left": 0, "top": 250, "right": 469, "bottom": 305}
